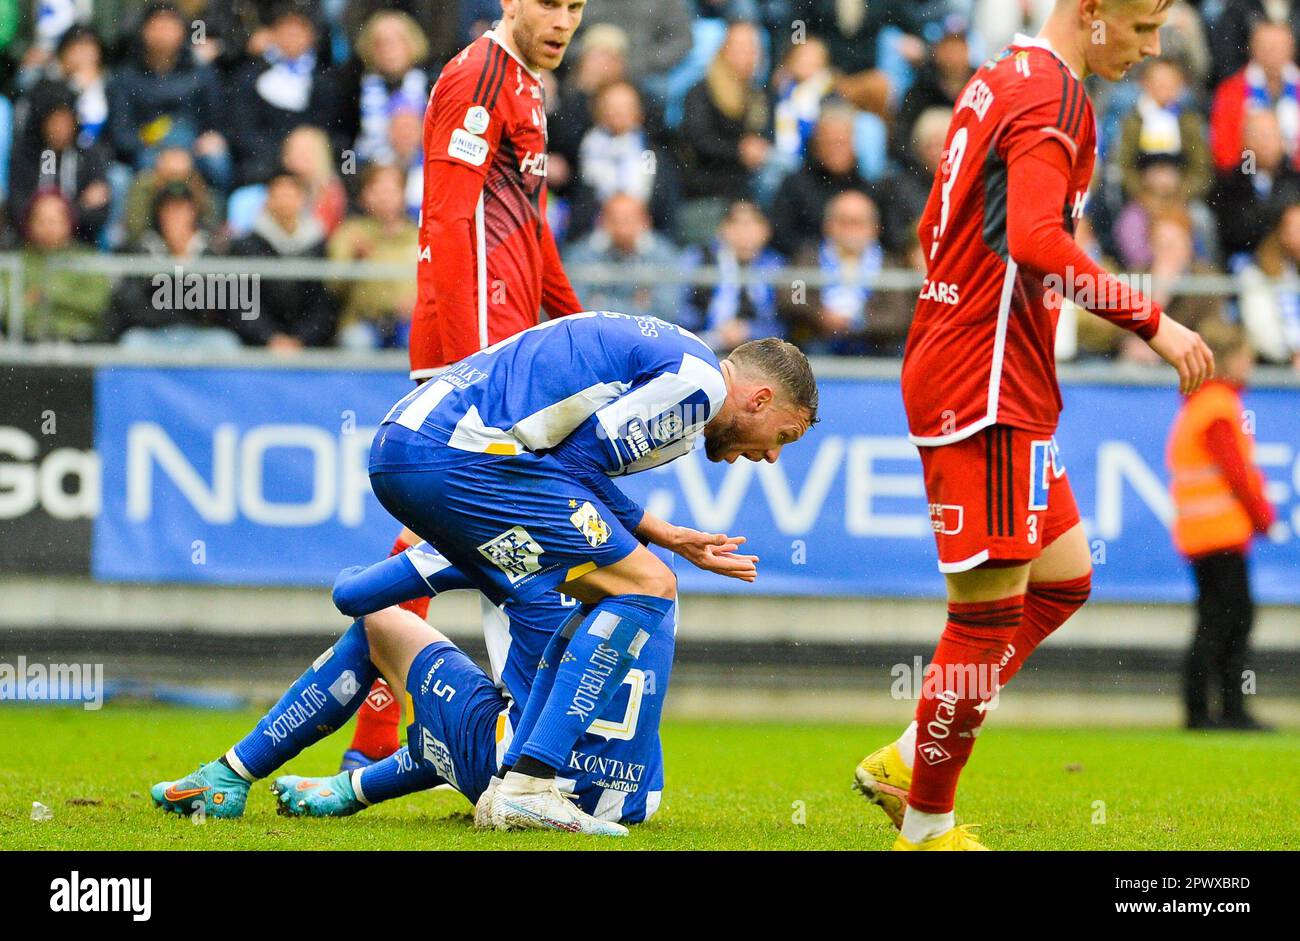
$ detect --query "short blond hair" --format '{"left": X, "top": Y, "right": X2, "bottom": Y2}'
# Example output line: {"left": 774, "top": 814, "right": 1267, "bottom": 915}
{"left": 356, "top": 10, "right": 429, "bottom": 70}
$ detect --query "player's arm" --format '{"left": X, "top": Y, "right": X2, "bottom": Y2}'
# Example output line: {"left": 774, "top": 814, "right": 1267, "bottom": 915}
{"left": 332, "top": 545, "right": 474, "bottom": 617}
{"left": 421, "top": 74, "right": 505, "bottom": 363}
{"left": 1005, "top": 138, "right": 1213, "bottom": 393}
{"left": 539, "top": 187, "right": 583, "bottom": 317}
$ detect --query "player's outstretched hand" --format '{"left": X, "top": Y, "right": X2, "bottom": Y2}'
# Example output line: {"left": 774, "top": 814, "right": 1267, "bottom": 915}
{"left": 1147, "top": 316, "right": 1215, "bottom": 395}
{"left": 672, "top": 528, "right": 759, "bottom": 583}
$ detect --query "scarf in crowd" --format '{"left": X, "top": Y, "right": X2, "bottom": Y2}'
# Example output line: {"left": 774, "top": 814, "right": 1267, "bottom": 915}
{"left": 705, "top": 242, "right": 777, "bottom": 330}
{"left": 1277, "top": 257, "right": 1300, "bottom": 353}
{"left": 358, "top": 69, "right": 429, "bottom": 162}
{"left": 1135, "top": 92, "right": 1182, "bottom": 156}
{"left": 818, "top": 239, "right": 885, "bottom": 326}
{"left": 1245, "top": 61, "right": 1300, "bottom": 160}
{"left": 256, "top": 45, "right": 317, "bottom": 113}
{"left": 774, "top": 70, "right": 835, "bottom": 157}
{"left": 579, "top": 127, "right": 654, "bottom": 203}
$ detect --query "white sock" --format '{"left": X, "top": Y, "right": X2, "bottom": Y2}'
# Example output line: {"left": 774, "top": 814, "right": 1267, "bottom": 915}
{"left": 500, "top": 770, "right": 551, "bottom": 794}
{"left": 222, "top": 748, "right": 256, "bottom": 783}
{"left": 900, "top": 806, "right": 954, "bottom": 844}
{"left": 894, "top": 721, "right": 917, "bottom": 770}
{"left": 349, "top": 769, "right": 371, "bottom": 806}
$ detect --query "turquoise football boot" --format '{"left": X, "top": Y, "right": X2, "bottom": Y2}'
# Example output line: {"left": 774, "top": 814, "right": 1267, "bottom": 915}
{"left": 151, "top": 759, "right": 249, "bottom": 819}
{"left": 270, "top": 772, "right": 363, "bottom": 817}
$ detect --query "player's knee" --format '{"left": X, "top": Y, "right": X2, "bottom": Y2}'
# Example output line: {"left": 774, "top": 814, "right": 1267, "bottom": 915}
{"left": 360, "top": 607, "right": 406, "bottom": 645}
{"left": 1029, "top": 570, "right": 1092, "bottom": 613}
{"left": 640, "top": 558, "right": 677, "bottom": 601}
{"left": 331, "top": 565, "right": 369, "bottom": 617}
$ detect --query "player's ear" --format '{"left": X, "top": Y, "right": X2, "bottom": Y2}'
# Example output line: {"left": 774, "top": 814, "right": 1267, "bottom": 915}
{"left": 752, "top": 385, "right": 774, "bottom": 412}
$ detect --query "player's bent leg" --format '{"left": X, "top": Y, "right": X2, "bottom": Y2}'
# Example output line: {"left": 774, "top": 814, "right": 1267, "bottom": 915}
{"left": 151, "top": 618, "right": 384, "bottom": 819}
{"left": 996, "top": 522, "right": 1093, "bottom": 687}
{"left": 490, "top": 555, "right": 674, "bottom": 836}
{"left": 558, "top": 543, "right": 677, "bottom": 605}
{"left": 888, "top": 563, "right": 1026, "bottom": 847}
{"left": 855, "top": 564, "right": 1030, "bottom": 832}
{"left": 363, "top": 606, "right": 450, "bottom": 696}
{"left": 341, "top": 530, "right": 452, "bottom": 773}
{"left": 496, "top": 545, "right": 673, "bottom": 775}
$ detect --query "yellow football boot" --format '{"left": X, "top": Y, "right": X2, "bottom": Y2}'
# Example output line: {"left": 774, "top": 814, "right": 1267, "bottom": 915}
{"left": 852, "top": 742, "right": 911, "bottom": 829}
{"left": 892, "top": 824, "right": 989, "bottom": 851}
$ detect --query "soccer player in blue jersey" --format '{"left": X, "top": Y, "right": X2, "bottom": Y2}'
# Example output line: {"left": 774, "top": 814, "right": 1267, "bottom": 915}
{"left": 152, "top": 313, "right": 816, "bottom": 835}
{"left": 366, "top": 313, "right": 816, "bottom": 835}
{"left": 269, "top": 540, "right": 678, "bottom": 826}
{"left": 149, "top": 541, "right": 677, "bottom": 829}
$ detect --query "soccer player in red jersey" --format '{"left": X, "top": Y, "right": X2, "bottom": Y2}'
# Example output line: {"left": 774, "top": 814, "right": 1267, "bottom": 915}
{"left": 854, "top": 0, "right": 1216, "bottom": 850}
{"left": 343, "top": 0, "right": 587, "bottom": 770}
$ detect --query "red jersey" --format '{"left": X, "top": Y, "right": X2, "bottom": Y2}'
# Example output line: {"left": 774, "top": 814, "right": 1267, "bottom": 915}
{"left": 901, "top": 34, "right": 1160, "bottom": 444}
{"left": 409, "top": 30, "right": 582, "bottom": 379}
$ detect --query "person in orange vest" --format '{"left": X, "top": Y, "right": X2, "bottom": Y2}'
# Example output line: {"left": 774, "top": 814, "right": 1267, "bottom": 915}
{"left": 1166, "top": 320, "right": 1275, "bottom": 731}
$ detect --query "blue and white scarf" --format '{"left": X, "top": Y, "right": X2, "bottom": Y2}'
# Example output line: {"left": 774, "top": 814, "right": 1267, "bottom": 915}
{"left": 256, "top": 45, "right": 317, "bottom": 113}
{"left": 1246, "top": 62, "right": 1300, "bottom": 162}
{"left": 705, "top": 243, "right": 779, "bottom": 331}
{"left": 357, "top": 69, "right": 429, "bottom": 163}
{"left": 818, "top": 239, "right": 885, "bottom": 327}
{"left": 579, "top": 127, "right": 654, "bottom": 204}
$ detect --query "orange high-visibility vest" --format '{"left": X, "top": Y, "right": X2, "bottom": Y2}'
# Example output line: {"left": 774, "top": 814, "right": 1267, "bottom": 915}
{"left": 1166, "top": 381, "right": 1255, "bottom": 558}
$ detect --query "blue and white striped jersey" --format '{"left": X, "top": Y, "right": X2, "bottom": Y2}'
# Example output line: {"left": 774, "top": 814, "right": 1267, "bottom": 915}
{"left": 382, "top": 311, "right": 727, "bottom": 478}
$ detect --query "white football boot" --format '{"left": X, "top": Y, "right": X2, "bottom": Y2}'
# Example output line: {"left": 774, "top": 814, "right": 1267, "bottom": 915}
{"left": 473, "top": 775, "right": 501, "bottom": 829}
{"left": 489, "top": 771, "right": 628, "bottom": 836}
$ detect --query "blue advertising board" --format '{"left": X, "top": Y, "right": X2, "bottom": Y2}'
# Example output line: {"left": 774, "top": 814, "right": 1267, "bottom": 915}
{"left": 91, "top": 366, "right": 1300, "bottom": 603}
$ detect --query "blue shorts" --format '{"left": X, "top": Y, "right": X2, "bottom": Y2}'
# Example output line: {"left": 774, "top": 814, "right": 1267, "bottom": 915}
{"left": 404, "top": 640, "right": 506, "bottom": 805}
{"left": 370, "top": 423, "right": 642, "bottom": 606}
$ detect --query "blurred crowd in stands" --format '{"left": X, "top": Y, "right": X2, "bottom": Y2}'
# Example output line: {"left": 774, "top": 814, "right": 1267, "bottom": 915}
{"left": 0, "top": 0, "right": 1299, "bottom": 369}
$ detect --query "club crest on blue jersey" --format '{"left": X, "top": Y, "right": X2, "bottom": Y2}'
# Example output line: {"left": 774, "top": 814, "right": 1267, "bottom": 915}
{"left": 477, "top": 525, "right": 544, "bottom": 583}
{"left": 570, "top": 501, "right": 612, "bottom": 548}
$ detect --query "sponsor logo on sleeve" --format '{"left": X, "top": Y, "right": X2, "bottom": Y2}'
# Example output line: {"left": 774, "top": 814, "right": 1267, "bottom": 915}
{"left": 448, "top": 128, "right": 489, "bottom": 166}
{"left": 650, "top": 411, "right": 683, "bottom": 445}
{"left": 463, "top": 105, "right": 490, "bottom": 134}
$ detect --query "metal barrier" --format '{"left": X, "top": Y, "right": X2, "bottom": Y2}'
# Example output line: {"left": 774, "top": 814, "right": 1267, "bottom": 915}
{"left": 4, "top": 251, "right": 1300, "bottom": 351}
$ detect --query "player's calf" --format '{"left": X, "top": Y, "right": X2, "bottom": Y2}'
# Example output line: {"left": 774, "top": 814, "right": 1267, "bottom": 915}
{"left": 150, "top": 618, "right": 381, "bottom": 817}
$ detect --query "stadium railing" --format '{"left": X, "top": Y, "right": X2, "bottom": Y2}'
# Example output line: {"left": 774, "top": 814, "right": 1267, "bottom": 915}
{"left": 4, "top": 253, "right": 1300, "bottom": 351}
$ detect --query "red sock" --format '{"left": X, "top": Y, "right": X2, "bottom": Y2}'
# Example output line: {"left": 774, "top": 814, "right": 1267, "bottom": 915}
{"left": 997, "top": 574, "right": 1091, "bottom": 686}
{"left": 344, "top": 533, "right": 426, "bottom": 759}
{"left": 909, "top": 596, "right": 1023, "bottom": 815}
{"left": 347, "top": 679, "right": 402, "bottom": 760}
{"left": 389, "top": 534, "right": 431, "bottom": 620}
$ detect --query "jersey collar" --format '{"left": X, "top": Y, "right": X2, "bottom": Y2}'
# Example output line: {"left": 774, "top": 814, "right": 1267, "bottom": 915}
{"left": 485, "top": 28, "right": 542, "bottom": 81}
{"left": 1011, "top": 32, "right": 1080, "bottom": 80}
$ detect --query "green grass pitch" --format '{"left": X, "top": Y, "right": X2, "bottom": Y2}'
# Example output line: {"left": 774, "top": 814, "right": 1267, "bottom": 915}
{"left": 2, "top": 705, "right": 1297, "bottom": 850}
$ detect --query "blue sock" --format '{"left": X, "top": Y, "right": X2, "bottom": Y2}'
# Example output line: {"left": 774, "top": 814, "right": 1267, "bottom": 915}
{"left": 228, "top": 619, "right": 379, "bottom": 780}
{"left": 332, "top": 546, "right": 473, "bottom": 618}
{"left": 517, "top": 594, "right": 675, "bottom": 771}
{"left": 352, "top": 746, "right": 445, "bottom": 805}
{"left": 501, "top": 606, "right": 588, "bottom": 769}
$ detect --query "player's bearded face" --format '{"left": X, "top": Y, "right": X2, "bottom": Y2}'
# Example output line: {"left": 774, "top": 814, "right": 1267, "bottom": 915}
{"left": 703, "top": 414, "right": 744, "bottom": 463}
{"left": 512, "top": 0, "right": 582, "bottom": 70}
{"left": 704, "top": 405, "right": 806, "bottom": 464}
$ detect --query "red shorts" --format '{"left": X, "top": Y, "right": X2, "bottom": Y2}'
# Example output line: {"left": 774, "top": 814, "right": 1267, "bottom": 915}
{"left": 918, "top": 425, "right": 1080, "bottom": 573}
